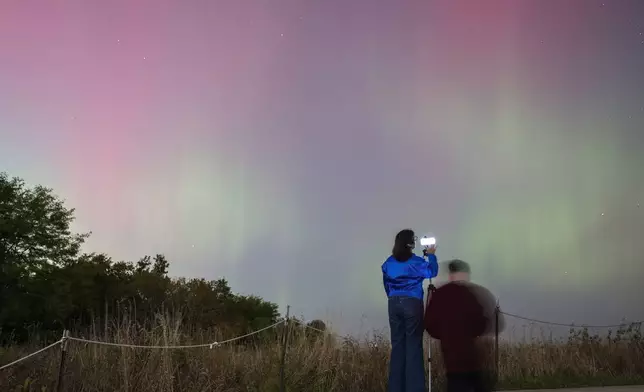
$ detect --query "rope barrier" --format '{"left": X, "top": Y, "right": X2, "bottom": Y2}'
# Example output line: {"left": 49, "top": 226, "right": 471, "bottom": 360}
{"left": 67, "top": 319, "right": 284, "bottom": 349}
{"left": 0, "top": 339, "right": 63, "bottom": 371}
{"left": 298, "top": 310, "right": 644, "bottom": 336}
{"left": 2, "top": 311, "right": 642, "bottom": 373}
{"left": 500, "top": 311, "right": 643, "bottom": 329}
{"left": 302, "top": 313, "right": 643, "bottom": 337}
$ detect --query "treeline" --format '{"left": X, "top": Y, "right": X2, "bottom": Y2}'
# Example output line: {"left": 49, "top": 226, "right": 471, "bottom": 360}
{"left": 0, "top": 172, "right": 279, "bottom": 343}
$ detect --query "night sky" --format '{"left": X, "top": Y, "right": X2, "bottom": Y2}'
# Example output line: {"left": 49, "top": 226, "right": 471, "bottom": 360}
{"left": 2, "top": 0, "right": 644, "bottom": 337}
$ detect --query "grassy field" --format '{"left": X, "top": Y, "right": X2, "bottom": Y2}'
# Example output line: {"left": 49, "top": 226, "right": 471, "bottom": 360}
{"left": 0, "top": 315, "right": 642, "bottom": 392}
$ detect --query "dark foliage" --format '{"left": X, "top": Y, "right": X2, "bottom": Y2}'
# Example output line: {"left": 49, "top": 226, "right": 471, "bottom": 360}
{"left": 0, "top": 172, "right": 280, "bottom": 344}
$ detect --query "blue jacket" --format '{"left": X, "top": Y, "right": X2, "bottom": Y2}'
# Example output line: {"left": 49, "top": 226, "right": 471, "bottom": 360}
{"left": 382, "top": 253, "right": 439, "bottom": 300}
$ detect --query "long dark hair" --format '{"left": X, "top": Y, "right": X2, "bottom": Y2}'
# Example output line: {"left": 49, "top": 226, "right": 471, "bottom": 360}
{"left": 392, "top": 229, "right": 415, "bottom": 262}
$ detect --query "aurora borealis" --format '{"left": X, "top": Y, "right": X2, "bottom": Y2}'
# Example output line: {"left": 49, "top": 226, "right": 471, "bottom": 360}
{"left": 1, "top": 0, "right": 643, "bottom": 336}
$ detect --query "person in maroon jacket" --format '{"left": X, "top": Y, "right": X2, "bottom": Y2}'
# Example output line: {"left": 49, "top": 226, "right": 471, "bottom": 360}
{"left": 424, "top": 260, "right": 504, "bottom": 392}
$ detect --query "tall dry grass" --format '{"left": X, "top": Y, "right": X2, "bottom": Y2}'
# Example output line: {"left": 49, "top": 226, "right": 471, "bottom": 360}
{"left": 1, "top": 314, "right": 642, "bottom": 392}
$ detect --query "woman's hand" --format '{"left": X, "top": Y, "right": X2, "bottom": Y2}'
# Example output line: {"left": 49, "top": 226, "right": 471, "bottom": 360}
{"left": 423, "top": 245, "right": 437, "bottom": 256}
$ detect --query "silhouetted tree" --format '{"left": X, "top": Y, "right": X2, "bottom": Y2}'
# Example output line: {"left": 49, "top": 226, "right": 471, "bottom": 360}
{"left": 0, "top": 172, "right": 280, "bottom": 343}
{"left": 152, "top": 254, "right": 169, "bottom": 276}
{"left": 0, "top": 173, "right": 89, "bottom": 340}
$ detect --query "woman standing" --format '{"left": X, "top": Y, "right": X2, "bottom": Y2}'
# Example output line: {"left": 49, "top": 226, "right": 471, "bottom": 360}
{"left": 382, "top": 229, "right": 439, "bottom": 392}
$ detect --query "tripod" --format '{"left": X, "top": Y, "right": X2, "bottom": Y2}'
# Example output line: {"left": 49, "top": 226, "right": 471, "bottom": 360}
{"left": 425, "top": 279, "right": 437, "bottom": 392}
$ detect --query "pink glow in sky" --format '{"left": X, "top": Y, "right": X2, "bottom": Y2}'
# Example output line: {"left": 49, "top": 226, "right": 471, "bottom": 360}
{"left": 2, "top": 0, "right": 644, "bottom": 335}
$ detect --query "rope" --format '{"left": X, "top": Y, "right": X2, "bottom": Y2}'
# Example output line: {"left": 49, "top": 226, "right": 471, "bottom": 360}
{"left": 500, "top": 311, "right": 643, "bottom": 329}
{"left": 212, "top": 320, "right": 285, "bottom": 345}
{"left": 2, "top": 311, "right": 641, "bottom": 368}
{"left": 0, "top": 339, "right": 63, "bottom": 371}
{"left": 67, "top": 320, "right": 284, "bottom": 349}
{"left": 302, "top": 312, "right": 643, "bottom": 333}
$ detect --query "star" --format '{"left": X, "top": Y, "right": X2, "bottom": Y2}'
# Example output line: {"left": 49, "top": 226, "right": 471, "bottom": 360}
{"left": 280, "top": 33, "right": 284, "bottom": 37}
{"left": 143, "top": 57, "right": 147, "bottom": 60}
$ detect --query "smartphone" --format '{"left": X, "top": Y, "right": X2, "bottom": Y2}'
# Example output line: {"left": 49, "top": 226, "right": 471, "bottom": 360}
{"left": 420, "top": 236, "right": 436, "bottom": 247}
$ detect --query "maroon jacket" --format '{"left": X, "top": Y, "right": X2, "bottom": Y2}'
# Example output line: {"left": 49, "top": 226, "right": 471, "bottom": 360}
{"left": 424, "top": 281, "right": 499, "bottom": 373}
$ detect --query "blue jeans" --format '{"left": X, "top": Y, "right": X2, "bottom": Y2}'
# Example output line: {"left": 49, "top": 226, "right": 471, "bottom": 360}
{"left": 388, "top": 296, "right": 426, "bottom": 392}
